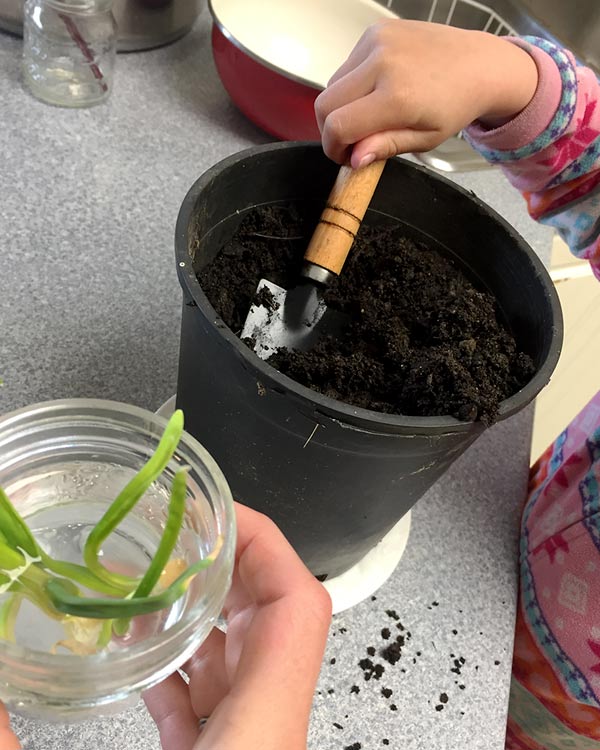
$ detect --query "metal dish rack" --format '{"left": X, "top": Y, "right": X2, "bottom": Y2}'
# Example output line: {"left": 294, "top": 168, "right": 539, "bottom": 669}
{"left": 375, "top": 0, "right": 518, "bottom": 171}
{"left": 383, "top": 0, "right": 516, "bottom": 35}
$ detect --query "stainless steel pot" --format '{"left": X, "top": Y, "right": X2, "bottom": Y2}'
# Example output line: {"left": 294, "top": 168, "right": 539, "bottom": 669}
{"left": 0, "top": 0, "right": 203, "bottom": 51}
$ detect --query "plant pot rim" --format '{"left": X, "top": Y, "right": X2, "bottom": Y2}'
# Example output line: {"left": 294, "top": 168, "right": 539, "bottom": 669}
{"left": 175, "top": 141, "right": 563, "bottom": 435}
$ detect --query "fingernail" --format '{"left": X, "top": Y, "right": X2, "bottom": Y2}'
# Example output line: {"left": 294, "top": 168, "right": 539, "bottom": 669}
{"left": 357, "top": 153, "right": 376, "bottom": 168}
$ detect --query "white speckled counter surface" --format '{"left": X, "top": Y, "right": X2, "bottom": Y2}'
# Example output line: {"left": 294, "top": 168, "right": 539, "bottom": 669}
{"left": 0, "top": 8, "right": 555, "bottom": 750}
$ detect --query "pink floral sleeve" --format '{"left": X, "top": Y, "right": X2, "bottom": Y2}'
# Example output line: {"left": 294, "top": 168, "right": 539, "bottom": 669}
{"left": 464, "top": 37, "right": 600, "bottom": 281}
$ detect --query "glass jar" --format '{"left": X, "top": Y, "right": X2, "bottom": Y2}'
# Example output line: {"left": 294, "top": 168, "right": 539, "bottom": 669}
{"left": 0, "top": 399, "right": 236, "bottom": 721}
{"left": 23, "top": 0, "right": 117, "bottom": 107}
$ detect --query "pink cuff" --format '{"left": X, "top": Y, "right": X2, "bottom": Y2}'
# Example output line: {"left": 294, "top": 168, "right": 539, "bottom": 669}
{"left": 465, "top": 38, "right": 562, "bottom": 151}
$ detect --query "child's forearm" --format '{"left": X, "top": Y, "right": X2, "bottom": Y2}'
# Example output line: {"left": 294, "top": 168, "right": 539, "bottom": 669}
{"left": 465, "top": 37, "right": 600, "bottom": 278}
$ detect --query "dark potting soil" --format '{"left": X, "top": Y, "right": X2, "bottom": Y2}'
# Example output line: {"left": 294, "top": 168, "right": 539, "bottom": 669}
{"left": 198, "top": 204, "right": 535, "bottom": 422}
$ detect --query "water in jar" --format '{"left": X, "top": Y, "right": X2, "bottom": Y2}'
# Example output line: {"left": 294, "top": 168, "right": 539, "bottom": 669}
{"left": 0, "top": 484, "right": 190, "bottom": 654}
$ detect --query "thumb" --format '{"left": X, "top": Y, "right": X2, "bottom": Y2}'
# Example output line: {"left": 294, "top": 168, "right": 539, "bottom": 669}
{"left": 0, "top": 703, "right": 21, "bottom": 750}
{"left": 0, "top": 728, "right": 21, "bottom": 750}
{"left": 350, "top": 129, "right": 443, "bottom": 168}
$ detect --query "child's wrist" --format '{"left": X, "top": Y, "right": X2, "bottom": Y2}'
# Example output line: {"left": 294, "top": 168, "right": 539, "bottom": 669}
{"left": 476, "top": 35, "right": 539, "bottom": 128}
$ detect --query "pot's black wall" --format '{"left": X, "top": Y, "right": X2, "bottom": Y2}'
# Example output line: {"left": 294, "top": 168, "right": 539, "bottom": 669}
{"left": 175, "top": 143, "right": 562, "bottom": 578}
{"left": 178, "top": 300, "right": 482, "bottom": 577}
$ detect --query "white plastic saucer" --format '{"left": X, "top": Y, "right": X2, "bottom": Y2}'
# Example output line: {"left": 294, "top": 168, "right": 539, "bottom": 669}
{"left": 157, "top": 396, "right": 411, "bottom": 614}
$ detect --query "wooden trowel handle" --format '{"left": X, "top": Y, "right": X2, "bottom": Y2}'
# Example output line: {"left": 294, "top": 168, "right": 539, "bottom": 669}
{"left": 304, "top": 160, "right": 386, "bottom": 278}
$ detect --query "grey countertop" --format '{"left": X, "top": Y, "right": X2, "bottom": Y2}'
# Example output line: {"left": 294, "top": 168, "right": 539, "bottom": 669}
{"left": 0, "top": 8, "right": 555, "bottom": 750}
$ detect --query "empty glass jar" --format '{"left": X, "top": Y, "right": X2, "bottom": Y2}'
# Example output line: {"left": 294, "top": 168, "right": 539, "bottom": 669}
{"left": 23, "top": 0, "right": 117, "bottom": 107}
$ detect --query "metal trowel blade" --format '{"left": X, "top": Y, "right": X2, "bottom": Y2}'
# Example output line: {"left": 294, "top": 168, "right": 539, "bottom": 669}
{"left": 241, "top": 279, "right": 346, "bottom": 361}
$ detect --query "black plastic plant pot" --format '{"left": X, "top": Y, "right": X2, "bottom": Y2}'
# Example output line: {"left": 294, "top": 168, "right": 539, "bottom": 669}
{"left": 174, "top": 142, "right": 562, "bottom": 580}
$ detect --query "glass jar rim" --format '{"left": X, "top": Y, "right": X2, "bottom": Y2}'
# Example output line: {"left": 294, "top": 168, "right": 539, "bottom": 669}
{"left": 39, "top": 0, "right": 114, "bottom": 12}
{"left": 0, "top": 398, "right": 236, "bottom": 709}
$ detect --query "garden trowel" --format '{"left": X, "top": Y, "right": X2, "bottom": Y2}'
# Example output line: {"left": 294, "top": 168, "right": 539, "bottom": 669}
{"left": 241, "top": 159, "right": 386, "bottom": 359}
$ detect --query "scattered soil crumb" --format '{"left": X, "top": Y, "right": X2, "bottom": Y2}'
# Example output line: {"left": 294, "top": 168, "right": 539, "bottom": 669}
{"left": 381, "top": 640, "right": 403, "bottom": 666}
{"left": 359, "top": 658, "right": 385, "bottom": 681}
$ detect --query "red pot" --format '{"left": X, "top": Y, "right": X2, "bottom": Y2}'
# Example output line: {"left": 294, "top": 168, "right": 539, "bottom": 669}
{"left": 209, "top": 0, "right": 396, "bottom": 141}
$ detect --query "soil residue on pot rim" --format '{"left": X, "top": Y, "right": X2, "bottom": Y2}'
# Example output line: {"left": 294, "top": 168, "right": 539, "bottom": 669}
{"left": 197, "top": 204, "right": 535, "bottom": 423}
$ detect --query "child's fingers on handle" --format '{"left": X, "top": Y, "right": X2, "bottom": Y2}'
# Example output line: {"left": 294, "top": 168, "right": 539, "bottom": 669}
{"left": 320, "top": 90, "right": 408, "bottom": 163}
{"left": 326, "top": 27, "right": 374, "bottom": 87}
{"left": 315, "top": 61, "right": 376, "bottom": 134}
{"left": 350, "top": 128, "right": 443, "bottom": 168}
